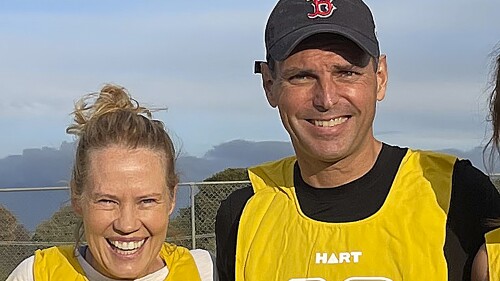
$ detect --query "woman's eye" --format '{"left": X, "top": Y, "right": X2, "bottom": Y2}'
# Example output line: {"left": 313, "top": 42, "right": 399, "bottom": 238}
{"left": 141, "top": 199, "right": 157, "bottom": 205}
{"left": 95, "top": 199, "right": 117, "bottom": 208}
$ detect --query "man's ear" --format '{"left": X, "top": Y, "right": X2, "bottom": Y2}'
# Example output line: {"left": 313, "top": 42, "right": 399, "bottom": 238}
{"left": 376, "top": 55, "right": 388, "bottom": 101}
{"left": 261, "top": 62, "right": 279, "bottom": 108}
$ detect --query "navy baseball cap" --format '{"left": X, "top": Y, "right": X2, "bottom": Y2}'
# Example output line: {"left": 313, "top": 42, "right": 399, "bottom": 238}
{"left": 263, "top": 0, "right": 379, "bottom": 63}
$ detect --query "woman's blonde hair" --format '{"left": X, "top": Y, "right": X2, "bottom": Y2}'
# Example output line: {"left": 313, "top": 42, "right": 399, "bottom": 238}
{"left": 67, "top": 84, "right": 178, "bottom": 248}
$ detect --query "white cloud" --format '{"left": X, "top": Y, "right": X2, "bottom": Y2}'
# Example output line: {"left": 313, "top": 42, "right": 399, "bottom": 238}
{"left": 1, "top": 0, "right": 499, "bottom": 158}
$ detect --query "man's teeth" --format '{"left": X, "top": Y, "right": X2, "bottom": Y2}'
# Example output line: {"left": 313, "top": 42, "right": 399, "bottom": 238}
{"left": 314, "top": 117, "right": 348, "bottom": 127}
{"left": 110, "top": 239, "right": 145, "bottom": 251}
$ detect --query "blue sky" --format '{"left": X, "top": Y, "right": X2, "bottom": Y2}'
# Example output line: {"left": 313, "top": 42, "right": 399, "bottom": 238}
{"left": 1, "top": 0, "right": 499, "bottom": 158}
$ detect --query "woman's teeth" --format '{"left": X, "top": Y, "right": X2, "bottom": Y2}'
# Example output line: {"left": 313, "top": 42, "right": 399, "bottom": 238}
{"left": 109, "top": 239, "right": 145, "bottom": 252}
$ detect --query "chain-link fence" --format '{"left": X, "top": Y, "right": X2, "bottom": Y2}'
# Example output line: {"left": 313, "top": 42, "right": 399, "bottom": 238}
{"left": 0, "top": 181, "right": 249, "bottom": 280}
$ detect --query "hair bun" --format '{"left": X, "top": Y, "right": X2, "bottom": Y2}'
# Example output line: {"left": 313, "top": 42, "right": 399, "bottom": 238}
{"left": 66, "top": 84, "right": 152, "bottom": 136}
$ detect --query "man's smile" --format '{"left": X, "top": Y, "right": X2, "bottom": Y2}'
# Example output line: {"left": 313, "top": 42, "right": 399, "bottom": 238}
{"left": 309, "top": 117, "right": 349, "bottom": 127}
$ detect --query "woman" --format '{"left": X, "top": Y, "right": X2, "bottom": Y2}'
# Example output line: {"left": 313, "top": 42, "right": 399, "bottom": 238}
{"left": 471, "top": 51, "right": 500, "bottom": 281}
{"left": 7, "top": 85, "right": 216, "bottom": 280}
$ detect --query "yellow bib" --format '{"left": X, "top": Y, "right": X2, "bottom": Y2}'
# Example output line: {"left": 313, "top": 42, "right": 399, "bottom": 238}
{"left": 485, "top": 228, "right": 500, "bottom": 280}
{"left": 236, "top": 150, "right": 456, "bottom": 281}
{"left": 33, "top": 243, "right": 201, "bottom": 281}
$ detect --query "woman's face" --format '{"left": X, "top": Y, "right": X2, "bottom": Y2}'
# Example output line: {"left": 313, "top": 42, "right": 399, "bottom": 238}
{"left": 73, "top": 146, "right": 175, "bottom": 279}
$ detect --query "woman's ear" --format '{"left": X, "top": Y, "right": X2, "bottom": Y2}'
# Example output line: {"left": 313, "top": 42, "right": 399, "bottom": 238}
{"left": 168, "top": 185, "right": 178, "bottom": 216}
{"left": 72, "top": 197, "right": 83, "bottom": 216}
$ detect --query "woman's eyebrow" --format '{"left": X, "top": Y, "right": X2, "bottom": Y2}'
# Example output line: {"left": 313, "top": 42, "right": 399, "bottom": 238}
{"left": 137, "top": 193, "right": 163, "bottom": 199}
{"left": 90, "top": 192, "right": 119, "bottom": 201}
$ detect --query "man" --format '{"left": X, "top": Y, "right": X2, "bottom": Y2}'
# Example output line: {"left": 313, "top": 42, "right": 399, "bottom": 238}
{"left": 215, "top": 0, "right": 500, "bottom": 280}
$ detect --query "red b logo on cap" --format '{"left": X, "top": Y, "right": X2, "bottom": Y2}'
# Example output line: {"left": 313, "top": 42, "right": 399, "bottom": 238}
{"left": 307, "top": 0, "right": 336, "bottom": 19}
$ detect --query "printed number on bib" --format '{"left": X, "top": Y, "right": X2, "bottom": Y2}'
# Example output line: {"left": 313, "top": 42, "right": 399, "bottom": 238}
{"left": 289, "top": 277, "right": 393, "bottom": 281}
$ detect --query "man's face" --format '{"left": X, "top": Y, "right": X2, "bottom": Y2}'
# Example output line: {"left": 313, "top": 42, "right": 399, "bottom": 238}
{"left": 262, "top": 35, "right": 387, "bottom": 166}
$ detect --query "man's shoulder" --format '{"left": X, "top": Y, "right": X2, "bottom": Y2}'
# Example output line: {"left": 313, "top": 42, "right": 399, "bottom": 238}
{"left": 403, "top": 146, "right": 481, "bottom": 174}
{"left": 407, "top": 147, "right": 457, "bottom": 159}
{"left": 394, "top": 145, "right": 464, "bottom": 167}
{"left": 215, "top": 186, "right": 254, "bottom": 252}
{"left": 452, "top": 157, "right": 490, "bottom": 182}
{"left": 387, "top": 143, "right": 457, "bottom": 158}
{"left": 219, "top": 185, "right": 254, "bottom": 213}
{"left": 249, "top": 155, "right": 296, "bottom": 171}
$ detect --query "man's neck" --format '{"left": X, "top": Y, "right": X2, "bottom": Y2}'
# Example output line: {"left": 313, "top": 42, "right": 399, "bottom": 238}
{"left": 297, "top": 140, "right": 383, "bottom": 188}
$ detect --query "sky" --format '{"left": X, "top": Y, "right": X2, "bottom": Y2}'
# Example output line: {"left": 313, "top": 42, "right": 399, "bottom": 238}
{"left": 1, "top": 0, "right": 500, "bottom": 159}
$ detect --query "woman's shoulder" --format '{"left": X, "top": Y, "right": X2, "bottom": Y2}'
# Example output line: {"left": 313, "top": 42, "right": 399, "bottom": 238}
{"left": 190, "top": 248, "right": 214, "bottom": 264}
{"left": 190, "top": 249, "right": 218, "bottom": 281}
{"left": 6, "top": 255, "right": 35, "bottom": 281}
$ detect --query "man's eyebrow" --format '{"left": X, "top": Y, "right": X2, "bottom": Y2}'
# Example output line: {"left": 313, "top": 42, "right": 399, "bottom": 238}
{"left": 281, "top": 67, "right": 316, "bottom": 77}
{"left": 331, "top": 62, "right": 361, "bottom": 70}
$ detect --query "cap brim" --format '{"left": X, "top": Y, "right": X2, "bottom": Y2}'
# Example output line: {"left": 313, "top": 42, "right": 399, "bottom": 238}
{"left": 268, "top": 23, "right": 379, "bottom": 61}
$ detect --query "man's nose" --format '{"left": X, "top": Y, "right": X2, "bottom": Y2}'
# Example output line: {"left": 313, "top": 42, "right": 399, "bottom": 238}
{"left": 313, "top": 79, "right": 339, "bottom": 112}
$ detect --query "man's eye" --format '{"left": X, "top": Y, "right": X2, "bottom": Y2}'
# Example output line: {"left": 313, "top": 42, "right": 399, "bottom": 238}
{"left": 340, "top": 71, "right": 359, "bottom": 77}
{"left": 289, "top": 75, "right": 313, "bottom": 83}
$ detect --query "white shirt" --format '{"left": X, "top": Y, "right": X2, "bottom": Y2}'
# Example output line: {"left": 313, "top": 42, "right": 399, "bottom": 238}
{"left": 6, "top": 248, "right": 216, "bottom": 281}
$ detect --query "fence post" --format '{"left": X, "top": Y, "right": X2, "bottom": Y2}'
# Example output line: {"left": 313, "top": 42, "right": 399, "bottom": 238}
{"left": 190, "top": 183, "right": 196, "bottom": 249}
